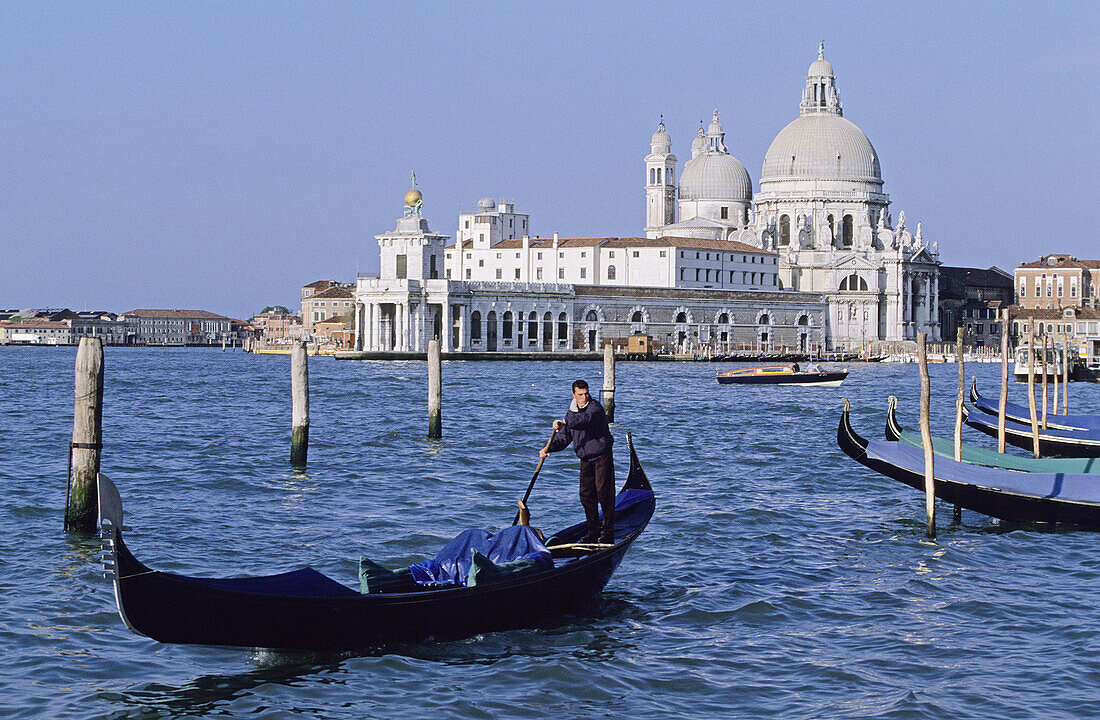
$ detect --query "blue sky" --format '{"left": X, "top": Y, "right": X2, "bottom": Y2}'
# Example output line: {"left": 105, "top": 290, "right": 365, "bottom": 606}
{"left": 3, "top": 2, "right": 1097, "bottom": 319}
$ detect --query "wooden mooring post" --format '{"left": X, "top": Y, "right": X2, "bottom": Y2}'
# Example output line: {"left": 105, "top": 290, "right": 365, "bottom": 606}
{"left": 917, "top": 333, "right": 936, "bottom": 540}
{"left": 66, "top": 337, "right": 104, "bottom": 533}
{"left": 1053, "top": 337, "right": 1060, "bottom": 415}
{"left": 603, "top": 342, "right": 616, "bottom": 423}
{"left": 997, "top": 310, "right": 1009, "bottom": 453}
{"left": 1062, "top": 332, "right": 1070, "bottom": 414}
{"left": 953, "top": 327, "right": 964, "bottom": 522}
{"left": 428, "top": 339, "right": 442, "bottom": 438}
{"left": 1026, "top": 322, "right": 1040, "bottom": 459}
{"left": 1041, "top": 334, "right": 1049, "bottom": 429}
{"left": 290, "top": 340, "right": 309, "bottom": 465}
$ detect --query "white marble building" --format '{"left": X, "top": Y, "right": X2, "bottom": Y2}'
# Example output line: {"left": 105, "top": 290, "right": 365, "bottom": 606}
{"left": 354, "top": 196, "right": 824, "bottom": 355}
{"left": 647, "top": 46, "right": 941, "bottom": 350}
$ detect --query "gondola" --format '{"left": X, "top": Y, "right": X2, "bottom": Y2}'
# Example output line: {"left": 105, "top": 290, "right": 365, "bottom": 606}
{"left": 962, "top": 404, "right": 1100, "bottom": 457}
{"left": 98, "top": 434, "right": 656, "bottom": 650}
{"left": 716, "top": 362, "right": 848, "bottom": 386}
{"left": 838, "top": 400, "right": 1100, "bottom": 526}
{"left": 885, "top": 397, "right": 1100, "bottom": 473}
{"left": 970, "top": 379, "right": 1100, "bottom": 432}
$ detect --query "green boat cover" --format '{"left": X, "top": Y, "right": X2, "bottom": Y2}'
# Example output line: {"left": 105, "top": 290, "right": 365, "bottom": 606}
{"left": 897, "top": 429, "right": 1100, "bottom": 474}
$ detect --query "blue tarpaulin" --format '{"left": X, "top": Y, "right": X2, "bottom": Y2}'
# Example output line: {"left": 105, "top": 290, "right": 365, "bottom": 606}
{"left": 409, "top": 525, "right": 552, "bottom": 587}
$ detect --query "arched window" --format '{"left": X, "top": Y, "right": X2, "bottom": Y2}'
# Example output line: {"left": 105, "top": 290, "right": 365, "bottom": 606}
{"left": 502, "top": 311, "right": 513, "bottom": 340}
{"left": 675, "top": 312, "right": 688, "bottom": 324}
{"left": 585, "top": 310, "right": 599, "bottom": 322}
{"left": 607, "top": 265, "right": 616, "bottom": 280}
{"left": 758, "top": 315, "right": 770, "bottom": 325}
{"left": 528, "top": 311, "right": 538, "bottom": 340}
{"left": 649, "top": 168, "right": 655, "bottom": 185}
{"left": 558, "top": 312, "right": 568, "bottom": 341}
{"left": 657, "top": 167, "right": 662, "bottom": 184}
{"left": 798, "top": 315, "right": 810, "bottom": 326}
{"left": 718, "top": 313, "right": 729, "bottom": 324}
{"left": 631, "top": 310, "right": 644, "bottom": 323}
{"left": 839, "top": 273, "right": 868, "bottom": 291}
{"left": 470, "top": 311, "right": 482, "bottom": 341}
{"left": 842, "top": 215, "right": 854, "bottom": 247}
{"left": 779, "top": 215, "right": 790, "bottom": 246}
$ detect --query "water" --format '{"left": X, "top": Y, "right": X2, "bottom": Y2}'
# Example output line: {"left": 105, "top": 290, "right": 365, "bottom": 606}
{"left": 2, "top": 347, "right": 1099, "bottom": 719}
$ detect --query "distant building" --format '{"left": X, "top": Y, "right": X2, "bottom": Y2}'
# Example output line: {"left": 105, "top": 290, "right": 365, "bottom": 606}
{"left": 117, "top": 309, "right": 232, "bottom": 345}
{"left": 301, "top": 280, "right": 354, "bottom": 335}
{"left": 937, "top": 266, "right": 1014, "bottom": 347}
{"left": 1008, "top": 306, "right": 1100, "bottom": 371}
{"left": 1014, "top": 254, "right": 1100, "bottom": 310}
{"left": 251, "top": 310, "right": 303, "bottom": 343}
{"left": 0, "top": 319, "right": 73, "bottom": 345}
{"left": 314, "top": 315, "right": 352, "bottom": 348}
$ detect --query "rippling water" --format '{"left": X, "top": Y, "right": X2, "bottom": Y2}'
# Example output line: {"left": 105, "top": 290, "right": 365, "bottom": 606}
{"left": 2, "top": 347, "right": 1100, "bottom": 719}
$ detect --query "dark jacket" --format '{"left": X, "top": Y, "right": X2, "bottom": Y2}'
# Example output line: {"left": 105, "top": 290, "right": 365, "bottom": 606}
{"left": 548, "top": 398, "right": 614, "bottom": 461}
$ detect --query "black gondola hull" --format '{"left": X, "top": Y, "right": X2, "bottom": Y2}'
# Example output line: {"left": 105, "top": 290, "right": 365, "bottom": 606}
{"left": 839, "top": 406, "right": 1100, "bottom": 527}
{"left": 110, "top": 531, "right": 636, "bottom": 650}
{"left": 963, "top": 404, "right": 1100, "bottom": 458}
{"left": 100, "top": 435, "right": 655, "bottom": 650}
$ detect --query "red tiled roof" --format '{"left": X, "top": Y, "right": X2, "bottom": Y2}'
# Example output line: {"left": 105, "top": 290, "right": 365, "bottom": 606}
{"left": 446, "top": 236, "right": 774, "bottom": 254}
{"left": 309, "top": 286, "right": 354, "bottom": 299}
{"left": 1018, "top": 255, "right": 1094, "bottom": 270}
{"left": 121, "top": 309, "right": 229, "bottom": 319}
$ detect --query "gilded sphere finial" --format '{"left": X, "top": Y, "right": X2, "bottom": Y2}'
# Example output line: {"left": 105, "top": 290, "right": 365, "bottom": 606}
{"left": 404, "top": 188, "right": 423, "bottom": 208}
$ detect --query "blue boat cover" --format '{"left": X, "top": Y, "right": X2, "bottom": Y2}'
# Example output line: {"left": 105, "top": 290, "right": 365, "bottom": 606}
{"left": 966, "top": 404, "right": 1100, "bottom": 444}
{"left": 409, "top": 525, "right": 552, "bottom": 587}
{"left": 973, "top": 388, "right": 1100, "bottom": 432}
{"left": 549, "top": 488, "right": 656, "bottom": 545}
{"left": 864, "top": 436, "right": 1100, "bottom": 504}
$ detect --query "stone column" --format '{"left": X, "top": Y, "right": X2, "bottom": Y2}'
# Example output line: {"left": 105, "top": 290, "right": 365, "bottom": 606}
{"left": 354, "top": 303, "right": 364, "bottom": 351}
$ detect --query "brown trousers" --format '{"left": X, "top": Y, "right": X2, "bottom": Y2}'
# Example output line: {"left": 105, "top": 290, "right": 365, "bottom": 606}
{"left": 579, "top": 451, "right": 615, "bottom": 539}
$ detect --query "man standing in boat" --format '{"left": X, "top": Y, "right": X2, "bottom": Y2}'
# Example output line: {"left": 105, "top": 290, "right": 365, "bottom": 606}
{"left": 540, "top": 380, "right": 615, "bottom": 544}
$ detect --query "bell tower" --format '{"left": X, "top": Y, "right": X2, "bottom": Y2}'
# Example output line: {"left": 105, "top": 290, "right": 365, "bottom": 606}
{"left": 645, "top": 119, "right": 677, "bottom": 237}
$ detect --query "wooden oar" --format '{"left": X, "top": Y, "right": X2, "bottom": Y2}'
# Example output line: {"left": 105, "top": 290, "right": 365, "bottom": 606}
{"left": 513, "top": 429, "right": 558, "bottom": 526}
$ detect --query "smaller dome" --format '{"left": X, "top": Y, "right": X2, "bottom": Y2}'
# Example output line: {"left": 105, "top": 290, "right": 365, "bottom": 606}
{"left": 679, "top": 153, "right": 752, "bottom": 201}
{"left": 690, "top": 128, "right": 707, "bottom": 157}
{"left": 477, "top": 197, "right": 495, "bottom": 211}
{"left": 651, "top": 122, "right": 670, "bottom": 145}
{"left": 808, "top": 57, "right": 833, "bottom": 77}
{"left": 404, "top": 188, "right": 423, "bottom": 207}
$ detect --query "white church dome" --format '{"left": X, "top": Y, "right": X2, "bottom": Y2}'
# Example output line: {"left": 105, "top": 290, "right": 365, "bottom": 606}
{"left": 477, "top": 197, "right": 496, "bottom": 211}
{"left": 761, "top": 114, "right": 881, "bottom": 184}
{"left": 679, "top": 153, "right": 752, "bottom": 201}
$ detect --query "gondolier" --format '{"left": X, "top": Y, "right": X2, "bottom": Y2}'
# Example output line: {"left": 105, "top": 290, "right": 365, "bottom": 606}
{"left": 541, "top": 379, "right": 616, "bottom": 544}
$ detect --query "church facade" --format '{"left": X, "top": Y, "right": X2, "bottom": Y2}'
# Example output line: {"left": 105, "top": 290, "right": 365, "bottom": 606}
{"left": 351, "top": 48, "right": 937, "bottom": 354}
{"left": 645, "top": 46, "right": 942, "bottom": 349}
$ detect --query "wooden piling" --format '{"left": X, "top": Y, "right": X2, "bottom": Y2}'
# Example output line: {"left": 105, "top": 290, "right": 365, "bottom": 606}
{"left": 953, "top": 327, "right": 964, "bottom": 522}
{"left": 428, "top": 339, "right": 442, "bottom": 438}
{"left": 998, "top": 310, "right": 1009, "bottom": 453}
{"left": 67, "top": 337, "right": 103, "bottom": 533}
{"left": 1026, "top": 323, "right": 1040, "bottom": 459}
{"left": 917, "top": 333, "right": 936, "bottom": 540}
{"left": 1053, "top": 337, "right": 1060, "bottom": 415}
{"left": 603, "top": 342, "right": 616, "bottom": 423}
{"left": 1062, "top": 332, "right": 1070, "bottom": 414}
{"left": 1041, "top": 334, "right": 1049, "bottom": 429}
{"left": 954, "top": 327, "right": 964, "bottom": 462}
{"left": 290, "top": 340, "right": 309, "bottom": 465}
